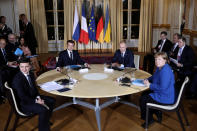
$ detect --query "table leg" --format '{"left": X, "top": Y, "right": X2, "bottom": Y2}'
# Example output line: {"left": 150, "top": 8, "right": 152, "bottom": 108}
{"left": 95, "top": 98, "right": 101, "bottom": 131}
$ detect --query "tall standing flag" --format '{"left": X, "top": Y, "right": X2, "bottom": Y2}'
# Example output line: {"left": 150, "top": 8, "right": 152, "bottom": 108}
{"left": 88, "top": 5, "right": 96, "bottom": 42}
{"left": 96, "top": 6, "right": 104, "bottom": 43}
{"left": 104, "top": 5, "right": 111, "bottom": 43}
{"left": 79, "top": 3, "right": 89, "bottom": 45}
{"left": 72, "top": 2, "right": 80, "bottom": 41}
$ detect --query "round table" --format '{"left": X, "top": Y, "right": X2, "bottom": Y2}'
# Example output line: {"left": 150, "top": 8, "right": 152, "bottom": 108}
{"left": 36, "top": 64, "right": 151, "bottom": 131}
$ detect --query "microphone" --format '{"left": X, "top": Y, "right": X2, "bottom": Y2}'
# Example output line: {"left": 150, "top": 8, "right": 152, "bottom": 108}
{"left": 117, "top": 68, "right": 137, "bottom": 83}
{"left": 121, "top": 68, "right": 137, "bottom": 77}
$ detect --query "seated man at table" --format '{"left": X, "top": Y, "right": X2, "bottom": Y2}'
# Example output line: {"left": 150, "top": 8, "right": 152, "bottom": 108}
{"left": 56, "top": 40, "right": 88, "bottom": 72}
{"left": 111, "top": 40, "right": 135, "bottom": 68}
{"left": 12, "top": 57, "right": 55, "bottom": 131}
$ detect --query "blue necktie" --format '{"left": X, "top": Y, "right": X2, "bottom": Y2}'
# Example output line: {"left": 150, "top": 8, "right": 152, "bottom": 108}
{"left": 2, "top": 48, "right": 7, "bottom": 62}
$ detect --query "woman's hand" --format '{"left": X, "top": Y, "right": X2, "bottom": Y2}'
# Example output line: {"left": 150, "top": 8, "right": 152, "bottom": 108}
{"left": 143, "top": 79, "right": 150, "bottom": 87}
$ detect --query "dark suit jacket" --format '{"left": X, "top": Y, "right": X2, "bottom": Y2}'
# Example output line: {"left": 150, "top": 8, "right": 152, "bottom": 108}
{"left": 0, "top": 24, "right": 12, "bottom": 40}
{"left": 155, "top": 39, "right": 172, "bottom": 54}
{"left": 169, "top": 43, "right": 179, "bottom": 59}
{"left": 112, "top": 49, "right": 135, "bottom": 68}
{"left": 56, "top": 50, "right": 85, "bottom": 67}
{"left": 12, "top": 71, "right": 39, "bottom": 106}
{"left": 178, "top": 45, "right": 194, "bottom": 76}
{"left": 0, "top": 49, "right": 7, "bottom": 66}
{"left": 24, "top": 22, "right": 38, "bottom": 49}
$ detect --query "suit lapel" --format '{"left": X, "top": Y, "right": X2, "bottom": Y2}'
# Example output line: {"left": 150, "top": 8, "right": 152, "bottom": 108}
{"left": 20, "top": 72, "right": 36, "bottom": 96}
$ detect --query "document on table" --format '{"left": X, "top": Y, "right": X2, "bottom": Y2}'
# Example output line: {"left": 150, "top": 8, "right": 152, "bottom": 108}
{"left": 132, "top": 79, "right": 145, "bottom": 87}
{"left": 169, "top": 57, "right": 178, "bottom": 65}
{"left": 39, "top": 81, "right": 64, "bottom": 92}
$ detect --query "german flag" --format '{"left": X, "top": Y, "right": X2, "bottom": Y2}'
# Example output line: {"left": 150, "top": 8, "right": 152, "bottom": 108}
{"left": 96, "top": 6, "right": 104, "bottom": 43}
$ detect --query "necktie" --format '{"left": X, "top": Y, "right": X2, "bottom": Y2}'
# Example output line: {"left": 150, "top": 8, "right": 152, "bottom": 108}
{"left": 27, "top": 75, "right": 34, "bottom": 88}
{"left": 2, "top": 48, "right": 7, "bottom": 62}
{"left": 70, "top": 51, "right": 73, "bottom": 60}
{"left": 121, "top": 53, "right": 124, "bottom": 58}
{"left": 159, "top": 40, "right": 164, "bottom": 52}
{"left": 177, "top": 48, "right": 182, "bottom": 61}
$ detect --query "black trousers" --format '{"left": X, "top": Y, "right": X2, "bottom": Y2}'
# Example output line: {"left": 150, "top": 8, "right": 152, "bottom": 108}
{"left": 139, "top": 90, "right": 162, "bottom": 121}
{"left": 191, "top": 73, "right": 197, "bottom": 95}
{"left": 22, "top": 95, "right": 55, "bottom": 131}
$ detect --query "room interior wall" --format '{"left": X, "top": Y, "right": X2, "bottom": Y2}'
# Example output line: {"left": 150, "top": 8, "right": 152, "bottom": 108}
{"left": 0, "top": 0, "right": 30, "bottom": 36}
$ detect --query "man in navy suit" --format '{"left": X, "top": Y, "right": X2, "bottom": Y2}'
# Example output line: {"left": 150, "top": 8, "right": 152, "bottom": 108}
{"left": 12, "top": 58, "right": 55, "bottom": 131}
{"left": 143, "top": 31, "right": 172, "bottom": 74}
{"left": 56, "top": 40, "right": 89, "bottom": 72}
{"left": 175, "top": 36, "right": 194, "bottom": 84}
{"left": 111, "top": 40, "right": 135, "bottom": 68}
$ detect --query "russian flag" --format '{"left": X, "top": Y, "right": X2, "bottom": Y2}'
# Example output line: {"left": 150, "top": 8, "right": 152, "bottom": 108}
{"left": 79, "top": 3, "right": 89, "bottom": 45}
{"left": 72, "top": 2, "right": 80, "bottom": 41}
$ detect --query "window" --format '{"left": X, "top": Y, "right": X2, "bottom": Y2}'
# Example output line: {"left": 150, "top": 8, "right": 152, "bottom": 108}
{"left": 44, "top": 0, "right": 64, "bottom": 51}
{"left": 121, "top": 0, "right": 141, "bottom": 40}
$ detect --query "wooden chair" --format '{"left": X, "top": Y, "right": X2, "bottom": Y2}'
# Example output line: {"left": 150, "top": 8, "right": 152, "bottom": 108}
{"left": 145, "top": 77, "right": 190, "bottom": 131}
{"left": 4, "top": 82, "right": 36, "bottom": 131}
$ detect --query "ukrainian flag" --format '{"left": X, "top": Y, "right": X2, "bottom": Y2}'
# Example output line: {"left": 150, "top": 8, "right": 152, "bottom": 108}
{"left": 104, "top": 5, "right": 111, "bottom": 43}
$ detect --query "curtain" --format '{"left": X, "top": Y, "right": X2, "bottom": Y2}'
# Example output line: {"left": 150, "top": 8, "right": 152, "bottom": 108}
{"left": 110, "top": 0, "right": 121, "bottom": 52}
{"left": 63, "top": 0, "right": 74, "bottom": 49}
{"left": 138, "top": 0, "right": 154, "bottom": 53}
{"left": 29, "top": 0, "right": 48, "bottom": 53}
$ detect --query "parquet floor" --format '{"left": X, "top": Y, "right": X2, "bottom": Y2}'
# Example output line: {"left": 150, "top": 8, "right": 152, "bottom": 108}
{"left": 0, "top": 92, "right": 197, "bottom": 131}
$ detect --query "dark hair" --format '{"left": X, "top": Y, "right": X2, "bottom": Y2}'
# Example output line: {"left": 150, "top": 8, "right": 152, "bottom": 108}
{"left": 19, "top": 14, "right": 26, "bottom": 17}
{"left": 161, "top": 31, "right": 167, "bottom": 36}
{"left": 0, "top": 16, "right": 5, "bottom": 23}
{"left": 17, "top": 57, "right": 30, "bottom": 64}
{"left": 18, "top": 36, "right": 25, "bottom": 44}
{"left": 0, "top": 38, "right": 6, "bottom": 42}
{"left": 67, "top": 40, "right": 75, "bottom": 46}
{"left": 178, "top": 36, "right": 186, "bottom": 43}
{"left": 173, "top": 33, "right": 181, "bottom": 39}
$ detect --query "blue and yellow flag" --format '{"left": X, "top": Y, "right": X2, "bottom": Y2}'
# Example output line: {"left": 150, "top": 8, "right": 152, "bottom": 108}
{"left": 104, "top": 5, "right": 111, "bottom": 43}
{"left": 88, "top": 5, "right": 96, "bottom": 42}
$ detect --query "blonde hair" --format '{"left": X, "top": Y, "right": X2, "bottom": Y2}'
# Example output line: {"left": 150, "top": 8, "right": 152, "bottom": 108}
{"left": 154, "top": 52, "right": 168, "bottom": 61}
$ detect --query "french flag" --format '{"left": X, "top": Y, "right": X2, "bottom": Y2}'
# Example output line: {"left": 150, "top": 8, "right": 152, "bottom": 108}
{"left": 72, "top": 2, "right": 80, "bottom": 41}
{"left": 79, "top": 3, "right": 89, "bottom": 44}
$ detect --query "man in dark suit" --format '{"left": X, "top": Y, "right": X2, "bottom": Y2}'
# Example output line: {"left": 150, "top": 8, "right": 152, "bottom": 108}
{"left": 12, "top": 58, "right": 55, "bottom": 131}
{"left": 169, "top": 33, "right": 180, "bottom": 59}
{"left": 0, "top": 38, "right": 19, "bottom": 104}
{"left": 0, "top": 38, "right": 18, "bottom": 67}
{"left": 143, "top": 31, "right": 172, "bottom": 74}
{"left": 111, "top": 40, "right": 135, "bottom": 68}
{"left": 153, "top": 31, "right": 172, "bottom": 54}
{"left": 5, "top": 34, "right": 19, "bottom": 61}
{"left": 175, "top": 36, "right": 194, "bottom": 82}
{"left": 0, "top": 16, "right": 12, "bottom": 40}
{"left": 23, "top": 17, "right": 37, "bottom": 55}
{"left": 56, "top": 40, "right": 89, "bottom": 72}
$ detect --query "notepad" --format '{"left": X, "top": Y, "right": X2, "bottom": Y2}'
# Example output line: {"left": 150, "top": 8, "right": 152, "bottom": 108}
{"left": 132, "top": 79, "right": 145, "bottom": 87}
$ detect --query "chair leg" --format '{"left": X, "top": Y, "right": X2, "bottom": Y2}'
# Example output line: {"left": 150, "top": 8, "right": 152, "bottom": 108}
{"left": 176, "top": 110, "right": 185, "bottom": 131}
{"left": 4, "top": 109, "right": 13, "bottom": 131}
{"left": 180, "top": 105, "right": 189, "bottom": 126}
{"left": 145, "top": 107, "right": 149, "bottom": 129}
{"left": 13, "top": 115, "right": 19, "bottom": 131}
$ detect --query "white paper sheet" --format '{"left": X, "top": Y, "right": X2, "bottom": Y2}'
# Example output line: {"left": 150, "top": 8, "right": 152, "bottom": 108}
{"left": 39, "top": 81, "right": 64, "bottom": 92}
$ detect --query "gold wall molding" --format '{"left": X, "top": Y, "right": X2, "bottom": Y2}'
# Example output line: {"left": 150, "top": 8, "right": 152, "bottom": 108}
{"left": 152, "top": 24, "right": 171, "bottom": 28}
{"left": 183, "top": 29, "right": 197, "bottom": 37}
